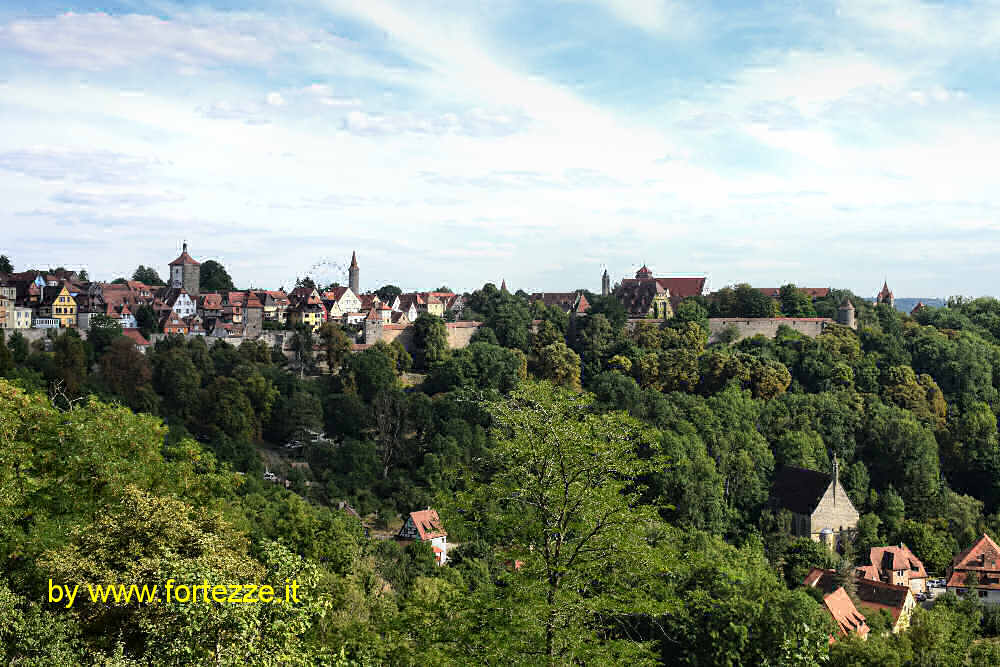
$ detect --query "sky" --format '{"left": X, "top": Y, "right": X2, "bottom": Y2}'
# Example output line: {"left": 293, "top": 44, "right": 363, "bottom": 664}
{"left": 1, "top": 0, "right": 1000, "bottom": 297}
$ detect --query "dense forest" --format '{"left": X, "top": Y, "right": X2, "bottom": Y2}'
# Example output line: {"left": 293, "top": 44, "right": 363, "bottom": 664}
{"left": 5, "top": 284, "right": 1000, "bottom": 664}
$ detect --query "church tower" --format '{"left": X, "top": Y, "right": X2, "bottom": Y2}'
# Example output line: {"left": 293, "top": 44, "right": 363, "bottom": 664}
{"left": 349, "top": 251, "right": 360, "bottom": 295}
{"left": 601, "top": 268, "right": 610, "bottom": 297}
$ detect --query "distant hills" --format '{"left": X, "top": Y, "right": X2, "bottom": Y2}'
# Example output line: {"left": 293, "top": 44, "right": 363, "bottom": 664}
{"left": 893, "top": 297, "right": 946, "bottom": 313}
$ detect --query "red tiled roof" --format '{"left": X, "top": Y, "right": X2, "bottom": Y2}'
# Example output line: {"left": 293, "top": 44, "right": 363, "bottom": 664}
{"left": 122, "top": 328, "right": 149, "bottom": 346}
{"left": 200, "top": 293, "right": 222, "bottom": 309}
{"left": 870, "top": 545, "right": 927, "bottom": 580}
{"left": 168, "top": 250, "right": 199, "bottom": 266}
{"left": 948, "top": 534, "right": 1000, "bottom": 589}
{"left": 408, "top": 509, "right": 447, "bottom": 540}
{"left": 824, "top": 587, "right": 870, "bottom": 640}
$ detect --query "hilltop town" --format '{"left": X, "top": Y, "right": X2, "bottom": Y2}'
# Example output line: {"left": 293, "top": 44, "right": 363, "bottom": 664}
{"left": 0, "top": 243, "right": 903, "bottom": 354}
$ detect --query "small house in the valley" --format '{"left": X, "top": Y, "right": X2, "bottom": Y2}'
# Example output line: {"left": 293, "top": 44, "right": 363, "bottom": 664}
{"left": 397, "top": 508, "right": 448, "bottom": 565}
{"left": 857, "top": 544, "right": 927, "bottom": 594}
{"left": 822, "top": 587, "right": 870, "bottom": 643}
{"left": 805, "top": 568, "right": 916, "bottom": 633}
{"left": 948, "top": 533, "right": 1000, "bottom": 604}
{"left": 770, "top": 456, "right": 859, "bottom": 550}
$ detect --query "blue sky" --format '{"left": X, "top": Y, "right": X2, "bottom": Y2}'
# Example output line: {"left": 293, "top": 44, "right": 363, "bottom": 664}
{"left": 2, "top": 0, "right": 999, "bottom": 296}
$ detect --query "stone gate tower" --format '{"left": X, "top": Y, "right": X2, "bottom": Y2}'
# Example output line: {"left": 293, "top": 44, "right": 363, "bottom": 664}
{"left": 837, "top": 297, "right": 856, "bottom": 329}
{"left": 601, "top": 268, "right": 610, "bottom": 297}
{"left": 168, "top": 241, "right": 200, "bottom": 297}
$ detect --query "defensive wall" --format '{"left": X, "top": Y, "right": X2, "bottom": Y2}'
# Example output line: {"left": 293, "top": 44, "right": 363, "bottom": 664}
{"left": 626, "top": 317, "right": 834, "bottom": 344}
{"left": 362, "top": 320, "right": 483, "bottom": 352}
{"left": 707, "top": 317, "right": 832, "bottom": 343}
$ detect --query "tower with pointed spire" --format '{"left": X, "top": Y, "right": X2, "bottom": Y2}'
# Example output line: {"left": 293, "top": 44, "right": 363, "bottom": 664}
{"left": 349, "top": 251, "right": 360, "bottom": 295}
{"left": 168, "top": 241, "right": 200, "bottom": 297}
{"left": 500, "top": 278, "right": 508, "bottom": 293}
{"left": 601, "top": 268, "right": 610, "bottom": 297}
{"left": 876, "top": 281, "right": 894, "bottom": 309}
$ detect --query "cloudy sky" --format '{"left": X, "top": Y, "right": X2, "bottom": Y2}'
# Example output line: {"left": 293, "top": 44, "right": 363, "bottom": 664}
{"left": 2, "top": 1, "right": 999, "bottom": 296}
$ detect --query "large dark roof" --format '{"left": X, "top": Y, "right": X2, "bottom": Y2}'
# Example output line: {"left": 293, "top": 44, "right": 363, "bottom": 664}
{"left": 771, "top": 465, "right": 831, "bottom": 515}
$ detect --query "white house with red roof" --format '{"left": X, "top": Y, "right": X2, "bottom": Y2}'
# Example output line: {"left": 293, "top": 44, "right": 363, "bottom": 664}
{"left": 857, "top": 544, "right": 927, "bottom": 594}
{"left": 397, "top": 508, "right": 448, "bottom": 565}
{"left": 948, "top": 533, "right": 1000, "bottom": 603}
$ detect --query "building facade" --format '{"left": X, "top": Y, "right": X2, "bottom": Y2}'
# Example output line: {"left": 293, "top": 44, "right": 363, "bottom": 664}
{"left": 771, "top": 457, "right": 859, "bottom": 550}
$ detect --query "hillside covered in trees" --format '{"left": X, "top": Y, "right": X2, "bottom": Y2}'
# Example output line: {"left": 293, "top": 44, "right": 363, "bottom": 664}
{"left": 5, "top": 285, "right": 1000, "bottom": 664}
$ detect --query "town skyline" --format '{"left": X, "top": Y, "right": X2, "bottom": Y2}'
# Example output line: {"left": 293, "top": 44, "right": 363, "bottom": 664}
{"left": 0, "top": 244, "right": 961, "bottom": 302}
{"left": 3, "top": 2, "right": 1000, "bottom": 297}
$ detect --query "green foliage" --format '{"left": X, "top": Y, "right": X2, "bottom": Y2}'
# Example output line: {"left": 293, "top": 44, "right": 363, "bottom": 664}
{"left": 88, "top": 313, "right": 123, "bottom": 358}
{"left": 0, "top": 254, "right": 12, "bottom": 273}
{"left": 375, "top": 284, "right": 402, "bottom": 302}
{"left": 131, "top": 264, "right": 163, "bottom": 285}
{"left": 535, "top": 341, "right": 581, "bottom": 390}
{"left": 199, "top": 259, "right": 236, "bottom": 292}
{"left": 412, "top": 312, "right": 448, "bottom": 368}
{"left": 425, "top": 342, "right": 525, "bottom": 394}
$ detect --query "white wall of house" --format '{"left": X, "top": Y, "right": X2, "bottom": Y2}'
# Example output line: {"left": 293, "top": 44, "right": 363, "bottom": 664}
{"left": 172, "top": 292, "right": 196, "bottom": 318}
{"left": 950, "top": 586, "right": 1000, "bottom": 604}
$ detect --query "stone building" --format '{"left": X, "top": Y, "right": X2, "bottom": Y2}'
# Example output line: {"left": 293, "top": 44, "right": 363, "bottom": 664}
{"left": 771, "top": 456, "right": 859, "bottom": 550}
{"left": 613, "top": 265, "right": 706, "bottom": 318}
{"left": 168, "top": 242, "right": 201, "bottom": 298}
{"left": 601, "top": 268, "right": 610, "bottom": 297}
{"left": 857, "top": 544, "right": 927, "bottom": 594}
{"left": 837, "top": 297, "right": 856, "bottom": 329}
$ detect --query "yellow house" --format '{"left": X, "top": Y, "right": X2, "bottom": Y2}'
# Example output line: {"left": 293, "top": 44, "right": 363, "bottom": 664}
{"left": 288, "top": 303, "right": 325, "bottom": 332}
{"left": 39, "top": 283, "right": 77, "bottom": 327}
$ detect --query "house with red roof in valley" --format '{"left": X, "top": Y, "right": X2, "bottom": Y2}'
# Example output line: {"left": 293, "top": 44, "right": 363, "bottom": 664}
{"left": 822, "top": 587, "right": 870, "bottom": 643}
{"left": 396, "top": 508, "right": 448, "bottom": 565}
{"left": 160, "top": 311, "right": 189, "bottom": 335}
{"left": 121, "top": 328, "right": 150, "bottom": 353}
{"left": 805, "top": 567, "right": 917, "bottom": 633}
{"left": 948, "top": 533, "right": 1000, "bottom": 604}
{"left": 857, "top": 545, "right": 927, "bottom": 594}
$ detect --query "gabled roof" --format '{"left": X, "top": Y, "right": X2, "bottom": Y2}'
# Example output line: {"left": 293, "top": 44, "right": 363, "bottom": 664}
{"left": 408, "top": 509, "right": 447, "bottom": 540}
{"left": 855, "top": 579, "right": 911, "bottom": 621}
{"left": 871, "top": 545, "right": 927, "bottom": 579}
{"left": 654, "top": 277, "right": 707, "bottom": 302}
{"left": 122, "top": 328, "right": 149, "bottom": 346}
{"left": 771, "top": 465, "right": 831, "bottom": 515}
{"left": 823, "top": 587, "right": 870, "bottom": 640}
{"left": 200, "top": 293, "right": 223, "bottom": 309}
{"left": 953, "top": 533, "right": 1000, "bottom": 570}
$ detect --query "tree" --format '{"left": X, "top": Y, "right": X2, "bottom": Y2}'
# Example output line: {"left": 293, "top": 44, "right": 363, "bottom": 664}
{"left": 100, "top": 337, "right": 155, "bottom": 411}
{"left": 536, "top": 342, "right": 581, "bottom": 391}
{"left": 52, "top": 329, "right": 87, "bottom": 399}
{"left": 470, "top": 382, "right": 666, "bottom": 662}
{"left": 77, "top": 268, "right": 89, "bottom": 281}
{"left": 132, "top": 265, "right": 163, "bottom": 285}
{"left": 435, "top": 285, "right": 451, "bottom": 293}
{"left": 295, "top": 275, "right": 316, "bottom": 290}
{"left": 0, "top": 254, "right": 12, "bottom": 273}
{"left": 0, "top": 330, "right": 11, "bottom": 377}
{"left": 317, "top": 321, "right": 352, "bottom": 373}
{"left": 200, "top": 259, "right": 235, "bottom": 292}
{"left": 586, "top": 294, "right": 627, "bottom": 330}
{"left": 134, "top": 304, "right": 158, "bottom": 337}
{"left": 373, "top": 389, "right": 408, "bottom": 479}
{"left": 343, "top": 346, "right": 398, "bottom": 401}
{"left": 290, "top": 324, "right": 316, "bottom": 374}
{"left": 779, "top": 284, "right": 817, "bottom": 317}
{"left": 413, "top": 312, "right": 448, "bottom": 368}
{"left": 7, "top": 330, "right": 28, "bottom": 362}
{"left": 87, "top": 313, "right": 123, "bottom": 358}
{"left": 376, "top": 285, "right": 402, "bottom": 303}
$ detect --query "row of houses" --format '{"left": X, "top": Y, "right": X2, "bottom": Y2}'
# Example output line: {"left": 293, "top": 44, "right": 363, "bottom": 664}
{"left": 0, "top": 246, "right": 467, "bottom": 345}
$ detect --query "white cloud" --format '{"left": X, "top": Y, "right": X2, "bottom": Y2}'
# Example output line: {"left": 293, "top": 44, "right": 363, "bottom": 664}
{"left": 0, "top": 12, "right": 275, "bottom": 70}
{"left": 266, "top": 92, "right": 286, "bottom": 107}
{"left": 578, "top": 0, "right": 702, "bottom": 36}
